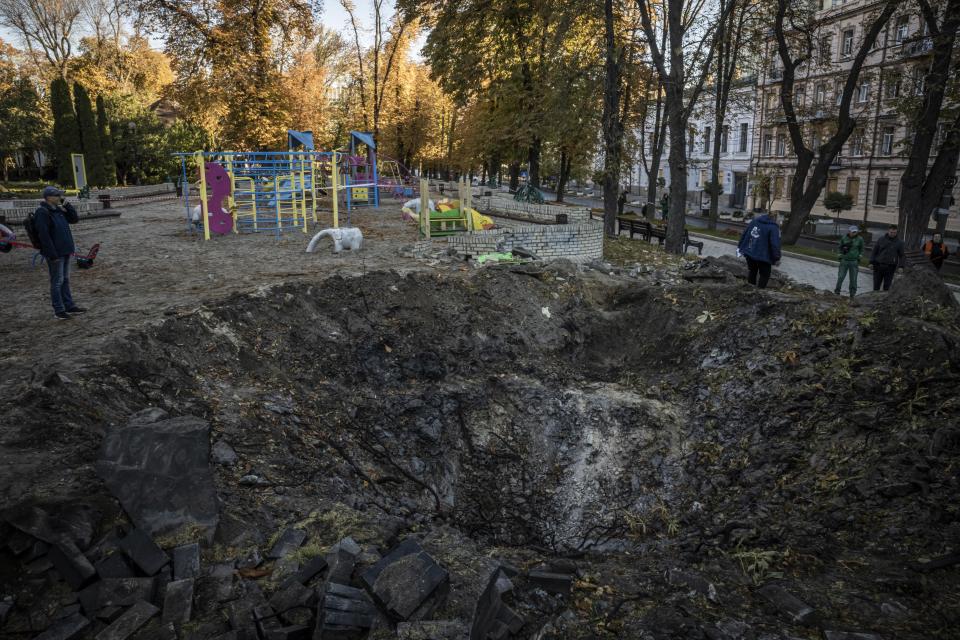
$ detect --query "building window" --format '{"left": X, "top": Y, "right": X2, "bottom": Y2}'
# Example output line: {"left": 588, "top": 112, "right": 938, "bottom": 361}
{"left": 913, "top": 67, "right": 927, "bottom": 95}
{"left": 776, "top": 134, "right": 787, "bottom": 156}
{"left": 850, "top": 130, "right": 864, "bottom": 156}
{"left": 846, "top": 177, "right": 860, "bottom": 205}
{"left": 763, "top": 133, "right": 773, "bottom": 156}
{"left": 704, "top": 126, "right": 711, "bottom": 154}
{"left": 721, "top": 126, "right": 729, "bottom": 153}
{"left": 688, "top": 134, "right": 695, "bottom": 154}
{"left": 874, "top": 178, "right": 889, "bottom": 205}
{"left": 835, "top": 80, "right": 844, "bottom": 106}
{"left": 857, "top": 82, "right": 870, "bottom": 103}
{"left": 767, "top": 92, "right": 778, "bottom": 109}
{"left": 820, "top": 36, "right": 832, "bottom": 62}
{"left": 881, "top": 127, "right": 894, "bottom": 155}
{"left": 842, "top": 29, "right": 854, "bottom": 57}
{"left": 814, "top": 84, "right": 826, "bottom": 106}
{"left": 699, "top": 170, "right": 708, "bottom": 187}
{"left": 827, "top": 177, "right": 839, "bottom": 196}
{"left": 739, "top": 123, "right": 748, "bottom": 153}
{"left": 794, "top": 85, "right": 805, "bottom": 108}
{"left": 774, "top": 176, "right": 784, "bottom": 199}
{"left": 885, "top": 78, "right": 900, "bottom": 99}
{"left": 895, "top": 15, "right": 909, "bottom": 43}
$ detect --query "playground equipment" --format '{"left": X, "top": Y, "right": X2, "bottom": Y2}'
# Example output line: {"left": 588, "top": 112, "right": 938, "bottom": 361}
{"left": 176, "top": 150, "right": 323, "bottom": 240}
{"left": 306, "top": 227, "right": 363, "bottom": 254}
{"left": 407, "top": 177, "right": 492, "bottom": 238}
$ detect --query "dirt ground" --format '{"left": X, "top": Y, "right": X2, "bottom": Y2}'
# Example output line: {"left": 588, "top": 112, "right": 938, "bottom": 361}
{"left": 1, "top": 197, "right": 959, "bottom": 639}
{"left": 0, "top": 196, "right": 426, "bottom": 393}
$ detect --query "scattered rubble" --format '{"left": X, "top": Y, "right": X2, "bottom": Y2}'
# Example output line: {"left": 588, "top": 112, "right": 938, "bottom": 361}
{"left": 1, "top": 264, "right": 959, "bottom": 639}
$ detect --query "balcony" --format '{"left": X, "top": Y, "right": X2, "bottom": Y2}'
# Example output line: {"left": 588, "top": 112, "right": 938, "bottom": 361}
{"left": 898, "top": 37, "right": 934, "bottom": 58}
{"left": 829, "top": 156, "right": 843, "bottom": 169}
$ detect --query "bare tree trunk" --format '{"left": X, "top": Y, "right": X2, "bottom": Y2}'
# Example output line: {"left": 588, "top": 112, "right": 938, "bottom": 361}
{"left": 556, "top": 148, "right": 572, "bottom": 203}
{"left": 508, "top": 162, "right": 520, "bottom": 191}
{"left": 898, "top": 0, "right": 960, "bottom": 248}
{"left": 601, "top": 0, "right": 623, "bottom": 238}
{"left": 645, "top": 88, "right": 667, "bottom": 219}
{"left": 774, "top": 0, "right": 898, "bottom": 244}
{"left": 528, "top": 137, "right": 542, "bottom": 188}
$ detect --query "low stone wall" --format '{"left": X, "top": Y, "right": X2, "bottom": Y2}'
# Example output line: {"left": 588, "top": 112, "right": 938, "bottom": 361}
{"left": 0, "top": 200, "right": 105, "bottom": 225}
{"left": 446, "top": 220, "right": 603, "bottom": 262}
{"left": 477, "top": 196, "right": 591, "bottom": 223}
{"left": 93, "top": 183, "right": 175, "bottom": 198}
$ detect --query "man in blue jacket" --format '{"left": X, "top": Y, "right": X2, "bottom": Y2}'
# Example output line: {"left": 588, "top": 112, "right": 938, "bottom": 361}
{"left": 35, "top": 186, "right": 86, "bottom": 320}
{"left": 737, "top": 212, "right": 782, "bottom": 289}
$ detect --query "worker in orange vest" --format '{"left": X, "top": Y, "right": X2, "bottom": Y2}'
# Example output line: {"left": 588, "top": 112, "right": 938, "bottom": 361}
{"left": 923, "top": 233, "right": 950, "bottom": 271}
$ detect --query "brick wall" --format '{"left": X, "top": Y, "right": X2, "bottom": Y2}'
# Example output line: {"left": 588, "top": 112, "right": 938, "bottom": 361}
{"left": 476, "top": 196, "right": 591, "bottom": 223}
{"left": 446, "top": 220, "right": 603, "bottom": 262}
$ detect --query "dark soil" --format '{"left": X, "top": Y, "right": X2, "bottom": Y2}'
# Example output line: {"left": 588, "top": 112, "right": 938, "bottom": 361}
{"left": 2, "top": 253, "right": 959, "bottom": 639}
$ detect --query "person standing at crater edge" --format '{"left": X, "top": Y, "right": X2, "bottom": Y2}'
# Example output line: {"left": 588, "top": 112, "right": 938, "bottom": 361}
{"left": 33, "top": 186, "right": 87, "bottom": 320}
{"left": 835, "top": 225, "right": 865, "bottom": 298}
{"left": 737, "top": 211, "right": 782, "bottom": 289}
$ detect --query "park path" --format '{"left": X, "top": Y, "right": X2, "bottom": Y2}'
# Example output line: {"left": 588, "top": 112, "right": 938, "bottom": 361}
{"left": 692, "top": 235, "right": 863, "bottom": 296}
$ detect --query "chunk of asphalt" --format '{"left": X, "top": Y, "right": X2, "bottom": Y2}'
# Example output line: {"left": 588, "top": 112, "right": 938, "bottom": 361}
{"left": 94, "top": 600, "right": 160, "bottom": 640}
{"left": 172, "top": 543, "right": 200, "bottom": 580}
{"left": 267, "top": 529, "right": 307, "bottom": 560}
{"left": 47, "top": 541, "right": 97, "bottom": 590}
{"left": 162, "top": 578, "right": 195, "bottom": 626}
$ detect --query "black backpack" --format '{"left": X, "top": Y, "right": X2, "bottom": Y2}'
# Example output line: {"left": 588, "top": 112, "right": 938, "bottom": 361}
{"left": 23, "top": 206, "right": 47, "bottom": 249}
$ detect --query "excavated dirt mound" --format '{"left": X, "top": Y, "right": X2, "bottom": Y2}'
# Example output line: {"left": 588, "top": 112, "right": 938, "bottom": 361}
{"left": 2, "top": 262, "right": 959, "bottom": 639}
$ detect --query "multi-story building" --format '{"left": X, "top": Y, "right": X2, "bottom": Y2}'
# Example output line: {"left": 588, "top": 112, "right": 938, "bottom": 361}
{"left": 631, "top": 82, "right": 757, "bottom": 212}
{"left": 752, "top": 0, "right": 960, "bottom": 232}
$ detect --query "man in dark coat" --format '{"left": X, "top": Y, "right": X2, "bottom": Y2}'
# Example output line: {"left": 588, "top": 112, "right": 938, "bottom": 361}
{"left": 35, "top": 186, "right": 86, "bottom": 320}
{"left": 869, "top": 225, "right": 905, "bottom": 292}
{"left": 737, "top": 212, "right": 782, "bottom": 289}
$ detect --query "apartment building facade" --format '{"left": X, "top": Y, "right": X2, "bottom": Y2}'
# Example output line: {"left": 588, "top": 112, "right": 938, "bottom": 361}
{"left": 632, "top": 83, "right": 757, "bottom": 210}
{"left": 752, "top": 0, "right": 960, "bottom": 232}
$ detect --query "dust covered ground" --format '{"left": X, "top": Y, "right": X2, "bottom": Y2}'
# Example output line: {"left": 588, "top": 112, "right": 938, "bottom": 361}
{"left": 1, "top": 196, "right": 959, "bottom": 640}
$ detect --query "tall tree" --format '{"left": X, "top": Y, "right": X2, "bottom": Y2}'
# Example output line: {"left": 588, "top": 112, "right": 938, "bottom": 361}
{"left": 706, "top": 0, "right": 752, "bottom": 230}
{"left": 637, "top": 0, "right": 730, "bottom": 252}
{"left": 50, "top": 77, "right": 80, "bottom": 185}
{"left": 0, "top": 0, "right": 86, "bottom": 78}
{"left": 0, "top": 40, "right": 48, "bottom": 181}
{"left": 601, "top": 0, "right": 625, "bottom": 237}
{"left": 772, "top": 0, "right": 898, "bottom": 244}
{"left": 96, "top": 93, "right": 116, "bottom": 185}
{"left": 74, "top": 82, "right": 107, "bottom": 187}
{"left": 897, "top": 0, "right": 960, "bottom": 248}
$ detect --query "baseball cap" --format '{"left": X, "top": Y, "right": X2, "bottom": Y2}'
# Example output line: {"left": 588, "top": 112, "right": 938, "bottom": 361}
{"left": 42, "top": 186, "right": 64, "bottom": 198}
{"left": 848, "top": 225, "right": 859, "bottom": 233}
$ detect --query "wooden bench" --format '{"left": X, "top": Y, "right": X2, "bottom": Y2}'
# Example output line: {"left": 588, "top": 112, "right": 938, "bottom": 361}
{"left": 617, "top": 216, "right": 650, "bottom": 240}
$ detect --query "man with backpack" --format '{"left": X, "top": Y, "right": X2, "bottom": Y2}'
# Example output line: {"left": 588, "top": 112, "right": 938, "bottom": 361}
{"left": 29, "top": 186, "right": 86, "bottom": 320}
{"left": 869, "top": 225, "right": 905, "bottom": 291}
{"left": 923, "top": 233, "right": 950, "bottom": 271}
{"left": 737, "top": 211, "right": 782, "bottom": 289}
{"left": 834, "top": 225, "right": 864, "bottom": 297}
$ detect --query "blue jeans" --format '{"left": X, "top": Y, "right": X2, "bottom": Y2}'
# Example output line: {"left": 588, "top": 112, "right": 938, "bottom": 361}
{"left": 47, "top": 256, "right": 75, "bottom": 313}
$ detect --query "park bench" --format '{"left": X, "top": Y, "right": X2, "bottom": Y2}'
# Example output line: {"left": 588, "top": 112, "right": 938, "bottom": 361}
{"left": 617, "top": 216, "right": 650, "bottom": 240}
{"left": 684, "top": 230, "right": 704, "bottom": 255}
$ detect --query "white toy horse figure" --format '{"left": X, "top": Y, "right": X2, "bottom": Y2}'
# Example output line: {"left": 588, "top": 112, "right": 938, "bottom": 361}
{"left": 306, "top": 227, "right": 363, "bottom": 254}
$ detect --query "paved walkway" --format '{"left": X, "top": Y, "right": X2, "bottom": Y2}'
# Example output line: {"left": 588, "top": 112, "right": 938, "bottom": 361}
{"left": 693, "top": 235, "right": 864, "bottom": 296}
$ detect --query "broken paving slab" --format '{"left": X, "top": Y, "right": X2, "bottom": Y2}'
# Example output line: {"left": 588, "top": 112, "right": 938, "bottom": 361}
{"left": 97, "top": 414, "right": 219, "bottom": 542}
{"left": 284, "top": 555, "right": 326, "bottom": 587}
{"left": 95, "top": 600, "right": 159, "bottom": 640}
{"left": 172, "top": 542, "right": 200, "bottom": 580}
{"left": 758, "top": 583, "right": 818, "bottom": 624}
{"left": 82, "top": 577, "right": 157, "bottom": 610}
{"left": 33, "top": 613, "right": 91, "bottom": 640}
{"left": 315, "top": 582, "right": 376, "bottom": 637}
{"left": 263, "top": 624, "right": 311, "bottom": 640}
{"left": 267, "top": 528, "right": 307, "bottom": 559}
{"left": 666, "top": 568, "right": 718, "bottom": 603}
{"left": 360, "top": 538, "right": 449, "bottom": 621}
{"left": 268, "top": 581, "right": 315, "bottom": 614}
{"left": 118, "top": 529, "right": 169, "bottom": 576}
{"left": 161, "top": 578, "right": 195, "bottom": 625}
{"left": 470, "top": 568, "right": 524, "bottom": 640}
{"left": 3, "top": 503, "right": 100, "bottom": 550}
{"left": 95, "top": 553, "right": 136, "bottom": 579}
{"left": 47, "top": 540, "right": 97, "bottom": 590}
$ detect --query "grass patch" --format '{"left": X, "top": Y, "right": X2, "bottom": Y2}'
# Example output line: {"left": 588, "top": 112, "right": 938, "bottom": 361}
{"left": 603, "top": 235, "right": 690, "bottom": 268}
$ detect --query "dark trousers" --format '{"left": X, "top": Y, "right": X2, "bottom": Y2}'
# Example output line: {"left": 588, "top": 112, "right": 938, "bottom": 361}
{"left": 873, "top": 264, "right": 896, "bottom": 291}
{"left": 746, "top": 256, "right": 772, "bottom": 289}
{"left": 47, "top": 256, "right": 75, "bottom": 313}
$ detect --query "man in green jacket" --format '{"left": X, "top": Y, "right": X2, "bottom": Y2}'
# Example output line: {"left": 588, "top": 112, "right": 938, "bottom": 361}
{"left": 835, "top": 225, "right": 865, "bottom": 297}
